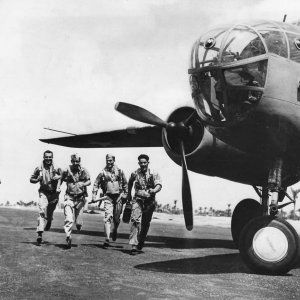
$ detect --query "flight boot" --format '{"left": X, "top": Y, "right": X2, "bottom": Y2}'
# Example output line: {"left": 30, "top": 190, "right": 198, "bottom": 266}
{"left": 36, "top": 232, "right": 43, "bottom": 246}
{"left": 66, "top": 237, "right": 72, "bottom": 249}
{"left": 130, "top": 245, "right": 138, "bottom": 255}
{"left": 44, "top": 220, "right": 52, "bottom": 231}
{"left": 137, "top": 241, "right": 144, "bottom": 251}
{"left": 111, "top": 229, "right": 118, "bottom": 242}
{"left": 103, "top": 239, "right": 110, "bottom": 249}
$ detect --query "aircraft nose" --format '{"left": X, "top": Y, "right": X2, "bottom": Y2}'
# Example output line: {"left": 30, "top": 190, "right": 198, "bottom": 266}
{"left": 188, "top": 22, "right": 272, "bottom": 126}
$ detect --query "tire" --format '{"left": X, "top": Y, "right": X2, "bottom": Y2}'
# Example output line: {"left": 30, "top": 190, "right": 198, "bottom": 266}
{"left": 239, "top": 216, "right": 299, "bottom": 275}
{"left": 231, "top": 199, "right": 262, "bottom": 247}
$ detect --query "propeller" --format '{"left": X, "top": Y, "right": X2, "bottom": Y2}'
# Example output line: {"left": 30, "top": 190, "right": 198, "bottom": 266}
{"left": 115, "top": 102, "right": 168, "bottom": 128}
{"left": 115, "top": 101, "right": 194, "bottom": 230}
{"left": 180, "top": 141, "right": 193, "bottom": 230}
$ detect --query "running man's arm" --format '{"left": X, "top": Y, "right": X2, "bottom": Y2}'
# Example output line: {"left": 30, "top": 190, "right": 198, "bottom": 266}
{"left": 149, "top": 172, "right": 162, "bottom": 195}
{"left": 120, "top": 169, "right": 128, "bottom": 198}
{"left": 30, "top": 167, "right": 41, "bottom": 184}
{"left": 127, "top": 172, "right": 136, "bottom": 202}
{"left": 92, "top": 172, "right": 102, "bottom": 201}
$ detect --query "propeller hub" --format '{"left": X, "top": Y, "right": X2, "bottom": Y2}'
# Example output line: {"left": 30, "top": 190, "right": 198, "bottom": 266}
{"left": 166, "top": 121, "right": 191, "bottom": 140}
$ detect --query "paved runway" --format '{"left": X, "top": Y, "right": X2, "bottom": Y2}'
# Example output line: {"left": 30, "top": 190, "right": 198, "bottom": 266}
{"left": 0, "top": 207, "right": 299, "bottom": 299}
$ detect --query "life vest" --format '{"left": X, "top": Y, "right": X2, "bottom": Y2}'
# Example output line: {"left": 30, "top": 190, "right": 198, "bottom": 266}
{"left": 101, "top": 167, "right": 122, "bottom": 195}
{"left": 38, "top": 163, "right": 58, "bottom": 193}
{"left": 133, "top": 169, "right": 155, "bottom": 191}
{"left": 133, "top": 169, "right": 156, "bottom": 200}
{"left": 65, "top": 165, "right": 88, "bottom": 197}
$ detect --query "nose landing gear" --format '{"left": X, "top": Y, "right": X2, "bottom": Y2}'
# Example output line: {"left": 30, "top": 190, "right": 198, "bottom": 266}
{"left": 232, "top": 158, "right": 299, "bottom": 274}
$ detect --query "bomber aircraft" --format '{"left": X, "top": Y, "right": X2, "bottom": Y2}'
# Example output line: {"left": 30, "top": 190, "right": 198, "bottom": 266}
{"left": 41, "top": 19, "right": 300, "bottom": 275}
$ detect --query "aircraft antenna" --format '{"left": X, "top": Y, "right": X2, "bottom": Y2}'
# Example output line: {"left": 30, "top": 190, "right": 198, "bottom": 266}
{"left": 43, "top": 127, "right": 77, "bottom": 136}
{"left": 283, "top": 14, "right": 287, "bottom": 22}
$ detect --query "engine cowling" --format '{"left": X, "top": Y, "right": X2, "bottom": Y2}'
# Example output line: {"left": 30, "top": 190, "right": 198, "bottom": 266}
{"left": 162, "top": 106, "right": 269, "bottom": 186}
{"left": 162, "top": 106, "right": 204, "bottom": 155}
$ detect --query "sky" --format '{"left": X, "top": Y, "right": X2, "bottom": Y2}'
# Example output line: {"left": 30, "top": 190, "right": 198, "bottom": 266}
{"left": 1, "top": 0, "right": 300, "bottom": 211}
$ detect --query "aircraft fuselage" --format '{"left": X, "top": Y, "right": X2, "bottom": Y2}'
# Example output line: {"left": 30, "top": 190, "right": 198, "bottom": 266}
{"left": 173, "top": 20, "right": 300, "bottom": 186}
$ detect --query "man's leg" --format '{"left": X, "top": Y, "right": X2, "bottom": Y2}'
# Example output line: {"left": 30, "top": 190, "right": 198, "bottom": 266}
{"left": 112, "top": 195, "right": 123, "bottom": 241}
{"left": 36, "top": 192, "right": 48, "bottom": 245}
{"left": 74, "top": 197, "right": 85, "bottom": 231}
{"left": 129, "top": 200, "right": 142, "bottom": 254}
{"left": 64, "top": 196, "right": 74, "bottom": 248}
{"left": 138, "top": 202, "right": 155, "bottom": 250}
{"left": 45, "top": 194, "right": 58, "bottom": 231}
{"left": 103, "top": 198, "right": 113, "bottom": 248}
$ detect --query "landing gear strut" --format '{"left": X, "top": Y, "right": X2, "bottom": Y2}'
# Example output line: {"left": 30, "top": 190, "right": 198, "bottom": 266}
{"left": 267, "top": 158, "right": 284, "bottom": 216}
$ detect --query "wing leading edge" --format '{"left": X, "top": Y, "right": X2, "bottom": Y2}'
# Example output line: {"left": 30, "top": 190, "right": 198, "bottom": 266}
{"left": 39, "top": 126, "right": 163, "bottom": 148}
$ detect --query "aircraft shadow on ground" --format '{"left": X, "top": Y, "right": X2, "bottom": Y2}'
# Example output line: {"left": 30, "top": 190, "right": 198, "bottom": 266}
{"left": 23, "top": 227, "right": 235, "bottom": 250}
{"left": 135, "top": 254, "right": 300, "bottom": 275}
{"left": 135, "top": 253, "right": 249, "bottom": 274}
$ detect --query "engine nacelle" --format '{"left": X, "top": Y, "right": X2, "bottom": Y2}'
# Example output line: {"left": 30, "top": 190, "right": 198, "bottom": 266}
{"left": 162, "top": 106, "right": 269, "bottom": 185}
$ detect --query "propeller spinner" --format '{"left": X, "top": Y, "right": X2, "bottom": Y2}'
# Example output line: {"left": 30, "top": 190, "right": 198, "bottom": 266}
{"left": 115, "top": 101, "right": 194, "bottom": 230}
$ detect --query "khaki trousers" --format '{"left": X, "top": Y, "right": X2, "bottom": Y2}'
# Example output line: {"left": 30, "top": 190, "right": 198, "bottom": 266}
{"left": 129, "top": 199, "right": 155, "bottom": 246}
{"left": 63, "top": 194, "right": 85, "bottom": 238}
{"left": 103, "top": 194, "right": 123, "bottom": 240}
{"left": 36, "top": 192, "right": 59, "bottom": 233}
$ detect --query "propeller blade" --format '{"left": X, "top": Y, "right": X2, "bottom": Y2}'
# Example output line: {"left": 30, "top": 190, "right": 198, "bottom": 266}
{"left": 115, "top": 102, "right": 167, "bottom": 127}
{"left": 180, "top": 141, "right": 193, "bottom": 231}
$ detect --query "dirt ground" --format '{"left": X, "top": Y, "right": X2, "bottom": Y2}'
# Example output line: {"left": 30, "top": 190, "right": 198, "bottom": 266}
{"left": 0, "top": 207, "right": 299, "bottom": 299}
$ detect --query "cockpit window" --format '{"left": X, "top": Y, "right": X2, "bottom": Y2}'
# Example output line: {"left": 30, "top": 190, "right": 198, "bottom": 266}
{"left": 194, "top": 28, "right": 227, "bottom": 68}
{"left": 191, "top": 60, "right": 268, "bottom": 124}
{"left": 286, "top": 32, "right": 300, "bottom": 63}
{"left": 223, "top": 61, "right": 267, "bottom": 87}
{"left": 223, "top": 61, "right": 267, "bottom": 120}
{"left": 253, "top": 23, "right": 288, "bottom": 58}
{"left": 221, "top": 25, "right": 266, "bottom": 63}
{"left": 191, "top": 72, "right": 226, "bottom": 123}
{"left": 274, "top": 22, "right": 300, "bottom": 32}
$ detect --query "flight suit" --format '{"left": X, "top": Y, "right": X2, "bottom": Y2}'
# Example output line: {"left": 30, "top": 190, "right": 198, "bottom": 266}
{"left": 30, "top": 164, "right": 62, "bottom": 233}
{"left": 128, "top": 168, "right": 162, "bottom": 247}
{"left": 62, "top": 165, "right": 90, "bottom": 238}
{"left": 93, "top": 165, "right": 127, "bottom": 241}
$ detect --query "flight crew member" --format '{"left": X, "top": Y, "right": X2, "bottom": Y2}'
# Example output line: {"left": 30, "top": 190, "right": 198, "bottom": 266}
{"left": 91, "top": 154, "right": 127, "bottom": 248}
{"left": 30, "top": 150, "right": 62, "bottom": 246}
{"left": 127, "top": 154, "right": 162, "bottom": 255}
{"left": 58, "top": 153, "right": 91, "bottom": 249}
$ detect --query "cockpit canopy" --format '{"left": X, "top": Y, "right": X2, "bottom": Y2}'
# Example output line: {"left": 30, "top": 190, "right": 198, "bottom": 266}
{"left": 191, "top": 20, "right": 300, "bottom": 68}
{"left": 189, "top": 20, "right": 300, "bottom": 126}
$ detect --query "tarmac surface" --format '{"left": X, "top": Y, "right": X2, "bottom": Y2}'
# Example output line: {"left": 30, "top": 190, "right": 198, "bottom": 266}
{"left": 0, "top": 207, "right": 300, "bottom": 299}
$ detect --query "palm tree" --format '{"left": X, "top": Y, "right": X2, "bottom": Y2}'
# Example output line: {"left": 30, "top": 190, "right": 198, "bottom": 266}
{"left": 227, "top": 203, "right": 232, "bottom": 217}
{"left": 173, "top": 200, "right": 177, "bottom": 210}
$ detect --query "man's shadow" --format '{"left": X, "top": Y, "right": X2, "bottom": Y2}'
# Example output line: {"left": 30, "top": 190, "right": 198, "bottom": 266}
{"left": 23, "top": 227, "right": 236, "bottom": 250}
{"left": 21, "top": 241, "right": 78, "bottom": 250}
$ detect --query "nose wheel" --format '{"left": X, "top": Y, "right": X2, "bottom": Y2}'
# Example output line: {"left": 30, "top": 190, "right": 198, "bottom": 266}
{"left": 239, "top": 216, "right": 299, "bottom": 274}
{"left": 235, "top": 157, "right": 299, "bottom": 274}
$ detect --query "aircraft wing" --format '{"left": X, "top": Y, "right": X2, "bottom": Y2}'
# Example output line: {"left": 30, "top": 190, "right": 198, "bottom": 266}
{"left": 39, "top": 126, "right": 163, "bottom": 148}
